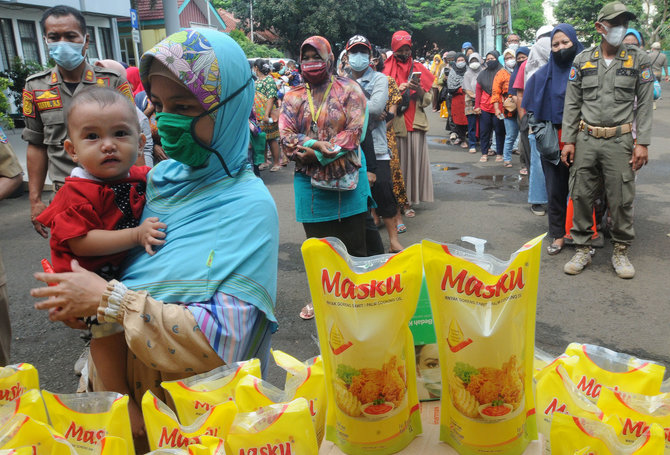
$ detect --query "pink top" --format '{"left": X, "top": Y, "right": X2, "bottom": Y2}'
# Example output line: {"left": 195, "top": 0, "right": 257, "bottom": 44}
{"left": 513, "top": 61, "right": 527, "bottom": 91}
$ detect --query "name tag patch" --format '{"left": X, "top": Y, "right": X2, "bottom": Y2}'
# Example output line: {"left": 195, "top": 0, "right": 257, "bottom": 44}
{"left": 34, "top": 87, "right": 63, "bottom": 112}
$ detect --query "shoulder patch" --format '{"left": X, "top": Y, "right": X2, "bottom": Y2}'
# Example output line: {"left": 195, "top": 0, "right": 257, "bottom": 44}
{"left": 96, "top": 77, "right": 110, "bottom": 87}
{"left": 619, "top": 50, "right": 627, "bottom": 58}
{"left": 623, "top": 55, "right": 634, "bottom": 68}
{"left": 84, "top": 69, "right": 95, "bottom": 82}
{"left": 116, "top": 81, "right": 134, "bottom": 101}
{"left": 581, "top": 61, "right": 597, "bottom": 70}
{"left": 34, "top": 87, "right": 63, "bottom": 112}
{"left": 22, "top": 90, "right": 35, "bottom": 118}
{"left": 640, "top": 67, "right": 653, "bottom": 83}
{"left": 594, "top": 49, "right": 600, "bottom": 59}
{"left": 50, "top": 72, "right": 58, "bottom": 84}
{"left": 569, "top": 66, "right": 578, "bottom": 81}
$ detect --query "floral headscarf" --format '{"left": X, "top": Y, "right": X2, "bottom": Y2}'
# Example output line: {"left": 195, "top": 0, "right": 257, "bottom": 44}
{"left": 300, "top": 36, "right": 335, "bottom": 72}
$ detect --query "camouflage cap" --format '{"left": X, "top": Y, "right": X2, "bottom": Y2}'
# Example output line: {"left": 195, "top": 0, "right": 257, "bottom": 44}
{"left": 597, "top": 1, "right": 636, "bottom": 22}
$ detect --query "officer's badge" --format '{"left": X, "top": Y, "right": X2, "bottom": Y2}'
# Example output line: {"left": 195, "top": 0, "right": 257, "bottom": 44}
{"left": 34, "top": 88, "right": 63, "bottom": 111}
{"left": 0, "top": 128, "right": 7, "bottom": 144}
{"left": 50, "top": 72, "right": 58, "bottom": 84}
{"left": 640, "top": 67, "right": 653, "bottom": 83}
{"left": 619, "top": 50, "right": 626, "bottom": 58}
{"left": 117, "top": 82, "right": 134, "bottom": 101}
{"left": 581, "top": 61, "right": 596, "bottom": 70}
{"left": 22, "top": 90, "right": 35, "bottom": 118}
{"left": 569, "top": 66, "right": 578, "bottom": 81}
{"left": 96, "top": 77, "right": 110, "bottom": 87}
{"left": 594, "top": 50, "right": 600, "bottom": 58}
{"left": 84, "top": 70, "right": 94, "bottom": 82}
{"left": 623, "top": 55, "right": 634, "bottom": 68}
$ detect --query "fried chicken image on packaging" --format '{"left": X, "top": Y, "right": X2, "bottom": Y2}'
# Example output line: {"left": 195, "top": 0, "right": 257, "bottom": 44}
{"left": 344, "top": 356, "right": 407, "bottom": 409}
{"left": 464, "top": 355, "right": 524, "bottom": 410}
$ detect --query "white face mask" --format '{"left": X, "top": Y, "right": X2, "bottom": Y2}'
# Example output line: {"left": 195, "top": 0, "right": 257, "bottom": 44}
{"left": 419, "top": 368, "right": 442, "bottom": 395}
{"left": 469, "top": 61, "right": 481, "bottom": 71}
{"left": 505, "top": 59, "right": 516, "bottom": 69}
{"left": 456, "top": 61, "right": 466, "bottom": 68}
{"left": 602, "top": 24, "right": 626, "bottom": 47}
{"left": 509, "top": 43, "right": 520, "bottom": 51}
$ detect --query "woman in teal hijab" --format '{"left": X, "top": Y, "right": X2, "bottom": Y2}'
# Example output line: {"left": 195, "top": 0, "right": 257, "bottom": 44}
{"left": 32, "top": 28, "right": 279, "bottom": 433}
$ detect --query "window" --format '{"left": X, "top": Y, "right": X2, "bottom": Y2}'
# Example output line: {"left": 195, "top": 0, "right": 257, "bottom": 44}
{"left": 18, "top": 20, "right": 41, "bottom": 64}
{"left": 0, "top": 18, "right": 17, "bottom": 70}
{"left": 99, "top": 27, "right": 113, "bottom": 60}
{"left": 86, "top": 26, "right": 99, "bottom": 60}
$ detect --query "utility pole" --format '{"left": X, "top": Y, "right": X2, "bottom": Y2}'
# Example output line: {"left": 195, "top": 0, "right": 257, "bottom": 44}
{"left": 163, "top": 0, "right": 180, "bottom": 36}
{"left": 250, "top": 0, "right": 254, "bottom": 43}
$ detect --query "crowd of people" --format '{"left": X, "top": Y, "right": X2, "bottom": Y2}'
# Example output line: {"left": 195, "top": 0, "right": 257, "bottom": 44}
{"left": 0, "top": 0, "right": 656, "bottom": 449}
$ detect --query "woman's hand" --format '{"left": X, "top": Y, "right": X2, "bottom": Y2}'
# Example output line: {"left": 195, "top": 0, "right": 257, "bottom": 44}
{"left": 32, "top": 260, "right": 108, "bottom": 321}
{"left": 474, "top": 107, "right": 482, "bottom": 115}
{"left": 153, "top": 144, "right": 168, "bottom": 162}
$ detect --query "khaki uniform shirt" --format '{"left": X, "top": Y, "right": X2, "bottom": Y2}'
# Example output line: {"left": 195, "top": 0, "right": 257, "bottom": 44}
{"left": 562, "top": 44, "right": 654, "bottom": 145}
{"left": 0, "top": 126, "right": 22, "bottom": 179}
{"left": 649, "top": 50, "right": 668, "bottom": 78}
{"left": 21, "top": 63, "right": 133, "bottom": 184}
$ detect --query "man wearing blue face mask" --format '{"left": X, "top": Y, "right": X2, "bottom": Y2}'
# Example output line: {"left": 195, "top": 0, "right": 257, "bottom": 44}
{"left": 22, "top": 5, "right": 132, "bottom": 238}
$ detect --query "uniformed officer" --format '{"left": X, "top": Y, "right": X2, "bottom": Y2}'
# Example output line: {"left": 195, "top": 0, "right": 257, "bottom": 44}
{"left": 22, "top": 5, "right": 132, "bottom": 237}
{"left": 561, "top": 1, "right": 653, "bottom": 279}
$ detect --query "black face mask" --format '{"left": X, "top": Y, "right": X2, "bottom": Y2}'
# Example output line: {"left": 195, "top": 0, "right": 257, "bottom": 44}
{"left": 395, "top": 53, "right": 410, "bottom": 62}
{"left": 553, "top": 46, "right": 577, "bottom": 66}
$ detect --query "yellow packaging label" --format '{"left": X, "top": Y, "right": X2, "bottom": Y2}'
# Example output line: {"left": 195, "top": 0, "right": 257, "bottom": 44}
{"left": 42, "top": 391, "right": 134, "bottom": 455}
{"left": 597, "top": 387, "right": 670, "bottom": 451}
{"left": 142, "top": 390, "right": 237, "bottom": 451}
{"left": 302, "top": 239, "right": 423, "bottom": 455}
{"left": 558, "top": 344, "right": 665, "bottom": 403}
{"left": 550, "top": 412, "right": 665, "bottom": 454}
{"left": 162, "top": 359, "right": 260, "bottom": 425}
{"left": 0, "top": 390, "right": 48, "bottom": 426}
{"left": 422, "top": 235, "right": 544, "bottom": 455}
{"left": 0, "top": 365, "right": 39, "bottom": 405}
{"left": 0, "top": 414, "right": 77, "bottom": 454}
{"left": 225, "top": 398, "right": 318, "bottom": 455}
{"left": 95, "top": 436, "right": 127, "bottom": 454}
{"left": 0, "top": 446, "right": 37, "bottom": 454}
{"left": 535, "top": 364, "right": 604, "bottom": 454}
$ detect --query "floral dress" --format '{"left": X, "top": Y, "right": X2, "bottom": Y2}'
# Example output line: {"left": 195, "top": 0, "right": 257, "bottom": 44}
{"left": 254, "top": 75, "right": 280, "bottom": 140}
{"left": 386, "top": 77, "right": 408, "bottom": 207}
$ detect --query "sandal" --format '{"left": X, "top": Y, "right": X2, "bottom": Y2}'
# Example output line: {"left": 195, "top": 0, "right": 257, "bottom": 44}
{"left": 397, "top": 223, "right": 407, "bottom": 234}
{"left": 519, "top": 167, "right": 528, "bottom": 175}
{"left": 258, "top": 163, "right": 270, "bottom": 170}
{"left": 546, "top": 241, "right": 564, "bottom": 255}
{"left": 460, "top": 141, "right": 469, "bottom": 148}
{"left": 503, "top": 161, "right": 513, "bottom": 168}
{"left": 404, "top": 208, "right": 416, "bottom": 218}
{"left": 270, "top": 165, "right": 281, "bottom": 172}
{"left": 495, "top": 155, "right": 503, "bottom": 162}
{"left": 299, "top": 303, "right": 314, "bottom": 320}
{"left": 479, "top": 155, "right": 488, "bottom": 162}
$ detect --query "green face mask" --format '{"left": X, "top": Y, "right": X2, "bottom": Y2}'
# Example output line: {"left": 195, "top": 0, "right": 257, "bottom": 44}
{"left": 155, "top": 112, "right": 212, "bottom": 168}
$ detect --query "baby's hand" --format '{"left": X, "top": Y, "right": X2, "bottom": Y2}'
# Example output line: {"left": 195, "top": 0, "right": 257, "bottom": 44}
{"left": 135, "top": 217, "right": 167, "bottom": 255}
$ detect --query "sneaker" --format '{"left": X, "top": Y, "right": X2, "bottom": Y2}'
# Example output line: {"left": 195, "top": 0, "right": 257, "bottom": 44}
{"left": 564, "top": 246, "right": 593, "bottom": 275}
{"left": 611, "top": 243, "right": 635, "bottom": 279}
{"left": 530, "top": 204, "right": 546, "bottom": 216}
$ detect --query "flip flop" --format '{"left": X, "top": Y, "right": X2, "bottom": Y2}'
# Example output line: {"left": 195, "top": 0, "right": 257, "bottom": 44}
{"left": 404, "top": 208, "right": 416, "bottom": 218}
{"left": 479, "top": 155, "right": 488, "bottom": 162}
{"left": 299, "top": 303, "right": 314, "bottom": 320}
{"left": 397, "top": 223, "right": 407, "bottom": 234}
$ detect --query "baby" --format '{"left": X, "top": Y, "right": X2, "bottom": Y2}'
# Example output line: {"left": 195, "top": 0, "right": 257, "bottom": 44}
{"left": 36, "top": 86, "right": 165, "bottom": 436}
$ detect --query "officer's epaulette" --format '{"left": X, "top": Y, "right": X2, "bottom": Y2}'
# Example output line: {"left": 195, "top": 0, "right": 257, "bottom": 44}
{"left": 25, "top": 68, "right": 54, "bottom": 83}
{"left": 93, "top": 65, "right": 122, "bottom": 78}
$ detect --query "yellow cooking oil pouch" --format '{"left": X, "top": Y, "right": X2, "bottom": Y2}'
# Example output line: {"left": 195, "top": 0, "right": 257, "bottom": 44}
{"left": 302, "top": 238, "right": 423, "bottom": 455}
{"left": 557, "top": 343, "right": 665, "bottom": 403}
{"left": 550, "top": 412, "right": 665, "bottom": 454}
{"left": 597, "top": 386, "right": 670, "bottom": 452}
{"left": 42, "top": 391, "right": 134, "bottom": 455}
{"left": 225, "top": 398, "right": 318, "bottom": 455}
{"left": 0, "top": 446, "right": 37, "bottom": 454}
{"left": 422, "top": 235, "right": 544, "bottom": 455}
{"left": 0, "top": 390, "right": 48, "bottom": 426}
{"left": 0, "top": 365, "right": 39, "bottom": 405}
{"left": 142, "top": 390, "right": 237, "bottom": 451}
{"left": 94, "top": 436, "right": 128, "bottom": 455}
{"left": 535, "top": 364, "right": 604, "bottom": 454}
{"left": 162, "top": 359, "right": 260, "bottom": 425}
{"left": 143, "top": 435, "right": 225, "bottom": 454}
{"left": 0, "top": 414, "right": 77, "bottom": 454}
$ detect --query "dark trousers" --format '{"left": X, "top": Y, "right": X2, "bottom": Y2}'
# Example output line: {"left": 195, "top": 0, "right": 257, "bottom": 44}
{"left": 479, "top": 110, "right": 505, "bottom": 155}
{"left": 517, "top": 114, "right": 530, "bottom": 168}
{"left": 365, "top": 213, "right": 385, "bottom": 256}
{"left": 303, "top": 212, "right": 367, "bottom": 257}
{"left": 541, "top": 158, "right": 570, "bottom": 239}
{"left": 467, "top": 114, "right": 478, "bottom": 149}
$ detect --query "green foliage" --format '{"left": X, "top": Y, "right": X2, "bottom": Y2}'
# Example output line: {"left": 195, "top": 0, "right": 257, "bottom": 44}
{"left": 407, "top": 0, "right": 486, "bottom": 51}
{"left": 0, "top": 77, "right": 14, "bottom": 129}
{"left": 512, "top": 0, "right": 546, "bottom": 42}
{"left": 555, "top": 0, "right": 644, "bottom": 46}
{"left": 0, "top": 56, "right": 46, "bottom": 114}
{"left": 211, "top": 0, "right": 233, "bottom": 9}
{"left": 229, "top": 0, "right": 409, "bottom": 56}
{"left": 228, "top": 29, "right": 284, "bottom": 58}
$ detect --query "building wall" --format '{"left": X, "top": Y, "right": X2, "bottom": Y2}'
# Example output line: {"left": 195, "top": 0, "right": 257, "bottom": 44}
{"left": 180, "top": 1, "right": 208, "bottom": 28}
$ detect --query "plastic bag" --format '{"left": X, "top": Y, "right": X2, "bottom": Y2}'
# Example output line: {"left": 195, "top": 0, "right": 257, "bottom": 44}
{"left": 42, "top": 391, "right": 134, "bottom": 455}
{"left": 142, "top": 390, "right": 237, "bottom": 451}
{"left": 422, "top": 235, "right": 544, "bottom": 455}
{"left": 556, "top": 343, "right": 665, "bottom": 402}
{"left": 0, "top": 390, "right": 48, "bottom": 427}
{"left": 0, "top": 414, "right": 78, "bottom": 454}
{"left": 0, "top": 447, "right": 37, "bottom": 454}
{"left": 550, "top": 412, "right": 665, "bottom": 454}
{"left": 235, "top": 351, "right": 326, "bottom": 445}
{"left": 161, "top": 359, "right": 260, "bottom": 426}
{"left": 535, "top": 364, "right": 604, "bottom": 454}
{"left": 0, "top": 365, "right": 39, "bottom": 405}
{"left": 302, "top": 238, "right": 423, "bottom": 454}
{"left": 225, "top": 398, "right": 318, "bottom": 455}
{"left": 597, "top": 387, "right": 670, "bottom": 452}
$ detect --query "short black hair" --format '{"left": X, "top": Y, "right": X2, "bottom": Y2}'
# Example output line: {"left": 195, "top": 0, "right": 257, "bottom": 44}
{"left": 66, "top": 87, "right": 139, "bottom": 137}
{"left": 41, "top": 5, "right": 87, "bottom": 35}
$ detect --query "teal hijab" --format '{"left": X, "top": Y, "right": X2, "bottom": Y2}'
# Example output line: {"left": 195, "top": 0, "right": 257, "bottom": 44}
{"left": 122, "top": 29, "right": 279, "bottom": 326}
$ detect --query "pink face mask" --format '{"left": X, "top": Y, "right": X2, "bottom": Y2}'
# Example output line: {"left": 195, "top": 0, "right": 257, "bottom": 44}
{"left": 301, "top": 60, "right": 329, "bottom": 84}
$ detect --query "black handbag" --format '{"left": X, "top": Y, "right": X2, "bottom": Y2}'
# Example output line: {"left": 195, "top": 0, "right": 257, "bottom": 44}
{"left": 397, "top": 61, "right": 415, "bottom": 116}
{"left": 528, "top": 112, "right": 560, "bottom": 165}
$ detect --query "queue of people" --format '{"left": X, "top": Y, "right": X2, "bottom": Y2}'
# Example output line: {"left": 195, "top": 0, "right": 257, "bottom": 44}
{"left": 0, "top": 1, "right": 654, "bottom": 449}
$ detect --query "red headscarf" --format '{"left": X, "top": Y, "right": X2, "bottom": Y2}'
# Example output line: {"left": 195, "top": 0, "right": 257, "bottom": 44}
{"left": 383, "top": 31, "right": 435, "bottom": 131}
{"left": 300, "top": 36, "right": 335, "bottom": 73}
{"left": 125, "top": 66, "right": 145, "bottom": 96}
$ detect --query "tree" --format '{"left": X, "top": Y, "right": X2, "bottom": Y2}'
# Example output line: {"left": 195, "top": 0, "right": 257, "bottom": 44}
{"left": 511, "top": 0, "right": 546, "bottom": 42}
{"left": 555, "top": 0, "right": 644, "bottom": 46}
{"left": 228, "top": 29, "right": 284, "bottom": 57}
{"left": 638, "top": 0, "right": 670, "bottom": 45}
{"left": 228, "top": 0, "right": 409, "bottom": 57}
{"left": 406, "top": 0, "right": 487, "bottom": 51}
{"left": 0, "top": 57, "right": 45, "bottom": 115}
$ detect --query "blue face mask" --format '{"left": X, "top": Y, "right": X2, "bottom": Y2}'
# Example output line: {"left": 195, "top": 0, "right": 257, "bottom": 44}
{"left": 348, "top": 52, "right": 370, "bottom": 72}
{"left": 279, "top": 67, "right": 286, "bottom": 75}
{"left": 48, "top": 41, "right": 85, "bottom": 71}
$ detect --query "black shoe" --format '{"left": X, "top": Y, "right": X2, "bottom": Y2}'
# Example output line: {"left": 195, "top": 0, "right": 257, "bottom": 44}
{"left": 530, "top": 204, "right": 546, "bottom": 216}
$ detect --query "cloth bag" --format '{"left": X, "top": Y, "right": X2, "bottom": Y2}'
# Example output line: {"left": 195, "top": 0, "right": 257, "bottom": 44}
{"left": 310, "top": 149, "right": 361, "bottom": 191}
{"left": 528, "top": 112, "right": 560, "bottom": 165}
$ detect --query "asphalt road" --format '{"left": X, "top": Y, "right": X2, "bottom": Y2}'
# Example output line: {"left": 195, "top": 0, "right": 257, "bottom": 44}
{"left": 2, "top": 95, "right": 670, "bottom": 392}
